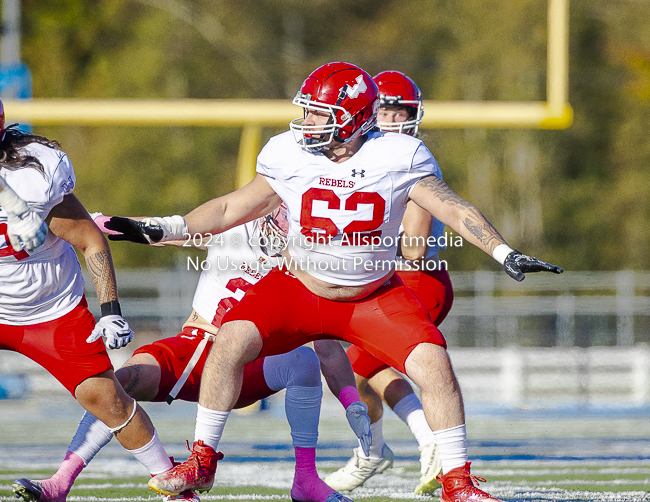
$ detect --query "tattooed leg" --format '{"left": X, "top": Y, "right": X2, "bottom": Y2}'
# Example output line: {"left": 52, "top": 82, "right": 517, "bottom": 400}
{"left": 116, "top": 356, "right": 163, "bottom": 401}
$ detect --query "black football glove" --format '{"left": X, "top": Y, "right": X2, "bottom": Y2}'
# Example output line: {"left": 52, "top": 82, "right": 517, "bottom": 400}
{"left": 105, "top": 216, "right": 164, "bottom": 244}
{"left": 503, "top": 249, "right": 563, "bottom": 282}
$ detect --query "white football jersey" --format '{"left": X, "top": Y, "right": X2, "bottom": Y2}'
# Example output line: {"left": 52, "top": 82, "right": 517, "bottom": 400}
{"left": 257, "top": 130, "right": 439, "bottom": 286}
{"left": 191, "top": 220, "right": 280, "bottom": 327}
{"left": 0, "top": 143, "right": 85, "bottom": 325}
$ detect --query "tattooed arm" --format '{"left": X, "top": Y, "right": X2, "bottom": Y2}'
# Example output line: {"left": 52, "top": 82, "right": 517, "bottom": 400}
{"left": 410, "top": 175, "right": 563, "bottom": 280}
{"left": 47, "top": 194, "right": 119, "bottom": 303}
{"left": 409, "top": 175, "right": 507, "bottom": 256}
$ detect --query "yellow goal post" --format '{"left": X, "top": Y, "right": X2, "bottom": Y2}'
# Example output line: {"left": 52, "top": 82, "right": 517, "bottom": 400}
{"left": 3, "top": 0, "right": 571, "bottom": 188}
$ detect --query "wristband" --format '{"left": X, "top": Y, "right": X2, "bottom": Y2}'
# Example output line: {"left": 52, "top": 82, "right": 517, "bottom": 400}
{"left": 147, "top": 215, "right": 188, "bottom": 242}
{"left": 339, "top": 385, "right": 360, "bottom": 409}
{"left": 492, "top": 244, "right": 514, "bottom": 265}
{"left": 100, "top": 301, "right": 122, "bottom": 317}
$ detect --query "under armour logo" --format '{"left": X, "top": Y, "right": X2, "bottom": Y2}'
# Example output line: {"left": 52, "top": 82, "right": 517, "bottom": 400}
{"left": 351, "top": 169, "right": 365, "bottom": 178}
{"left": 111, "top": 318, "right": 127, "bottom": 328}
{"left": 344, "top": 75, "right": 367, "bottom": 99}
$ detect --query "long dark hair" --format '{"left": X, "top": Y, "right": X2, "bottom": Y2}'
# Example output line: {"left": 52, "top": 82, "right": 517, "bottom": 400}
{"left": 0, "top": 124, "right": 61, "bottom": 173}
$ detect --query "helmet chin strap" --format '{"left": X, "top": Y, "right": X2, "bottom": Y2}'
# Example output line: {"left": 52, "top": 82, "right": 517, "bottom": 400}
{"left": 329, "top": 85, "right": 351, "bottom": 145}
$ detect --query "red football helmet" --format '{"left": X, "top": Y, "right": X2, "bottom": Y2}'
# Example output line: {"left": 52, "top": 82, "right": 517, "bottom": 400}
{"left": 290, "top": 62, "right": 379, "bottom": 150}
{"left": 257, "top": 203, "right": 289, "bottom": 257}
{"left": 373, "top": 71, "right": 423, "bottom": 136}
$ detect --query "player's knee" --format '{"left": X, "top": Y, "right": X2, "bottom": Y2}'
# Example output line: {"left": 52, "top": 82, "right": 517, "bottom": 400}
{"left": 115, "top": 366, "right": 137, "bottom": 395}
{"left": 215, "top": 321, "right": 264, "bottom": 364}
{"left": 405, "top": 342, "right": 454, "bottom": 388}
{"left": 287, "top": 346, "right": 321, "bottom": 387}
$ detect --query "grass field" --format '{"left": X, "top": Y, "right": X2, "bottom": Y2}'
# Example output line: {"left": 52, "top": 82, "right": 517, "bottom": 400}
{"left": 3, "top": 460, "right": 650, "bottom": 501}
{"left": 2, "top": 396, "right": 650, "bottom": 502}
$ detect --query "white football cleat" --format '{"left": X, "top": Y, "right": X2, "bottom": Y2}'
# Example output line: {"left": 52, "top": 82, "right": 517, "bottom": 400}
{"left": 324, "top": 444, "right": 394, "bottom": 491}
{"left": 414, "top": 441, "right": 442, "bottom": 495}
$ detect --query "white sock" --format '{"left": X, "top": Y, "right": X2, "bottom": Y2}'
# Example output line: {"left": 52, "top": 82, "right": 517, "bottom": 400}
{"left": 392, "top": 393, "right": 435, "bottom": 448}
{"left": 359, "top": 417, "right": 385, "bottom": 459}
{"left": 68, "top": 412, "right": 113, "bottom": 465}
{"left": 433, "top": 424, "right": 467, "bottom": 474}
{"left": 285, "top": 385, "right": 322, "bottom": 448}
{"left": 194, "top": 404, "right": 230, "bottom": 450}
{"left": 126, "top": 429, "right": 173, "bottom": 475}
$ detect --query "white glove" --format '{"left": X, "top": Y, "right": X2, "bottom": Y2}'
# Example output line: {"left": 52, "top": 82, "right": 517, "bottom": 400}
{"left": 0, "top": 179, "right": 48, "bottom": 253}
{"left": 6, "top": 210, "right": 48, "bottom": 253}
{"left": 87, "top": 315, "right": 134, "bottom": 350}
{"left": 346, "top": 401, "right": 372, "bottom": 457}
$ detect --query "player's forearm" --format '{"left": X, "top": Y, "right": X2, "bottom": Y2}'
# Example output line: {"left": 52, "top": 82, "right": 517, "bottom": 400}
{"left": 452, "top": 205, "right": 507, "bottom": 257}
{"left": 412, "top": 175, "right": 509, "bottom": 260}
{"left": 183, "top": 198, "right": 230, "bottom": 235}
{"left": 400, "top": 203, "right": 432, "bottom": 260}
{"left": 84, "top": 244, "right": 119, "bottom": 304}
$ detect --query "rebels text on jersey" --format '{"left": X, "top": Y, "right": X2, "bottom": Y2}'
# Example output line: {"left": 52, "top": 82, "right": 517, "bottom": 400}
{"left": 191, "top": 220, "right": 281, "bottom": 328}
{"left": 0, "top": 144, "right": 84, "bottom": 325}
{"left": 256, "top": 130, "right": 439, "bottom": 286}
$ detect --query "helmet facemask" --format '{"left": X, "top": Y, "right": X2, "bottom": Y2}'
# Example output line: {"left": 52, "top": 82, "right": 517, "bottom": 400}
{"left": 377, "top": 95, "right": 423, "bottom": 136}
{"left": 373, "top": 71, "right": 424, "bottom": 136}
{"left": 290, "top": 92, "right": 354, "bottom": 150}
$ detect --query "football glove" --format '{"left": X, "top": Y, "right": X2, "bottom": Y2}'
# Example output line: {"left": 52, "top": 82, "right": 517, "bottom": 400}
{"left": 87, "top": 315, "right": 134, "bottom": 350}
{"left": 105, "top": 215, "right": 186, "bottom": 244}
{"left": 504, "top": 249, "right": 563, "bottom": 282}
{"left": 6, "top": 210, "right": 48, "bottom": 253}
{"left": 346, "top": 401, "right": 372, "bottom": 457}
{"left": 0, "top": 179, "right": 48, "bottom": 253}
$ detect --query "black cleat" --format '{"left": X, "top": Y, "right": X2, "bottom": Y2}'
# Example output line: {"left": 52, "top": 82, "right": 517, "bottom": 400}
{"left": 12, "top": 479, "right": 43, "bottom": 502}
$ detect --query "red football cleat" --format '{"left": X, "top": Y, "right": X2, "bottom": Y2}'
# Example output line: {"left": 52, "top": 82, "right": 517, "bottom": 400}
{"left": 436, "top": 462, "right": 503, "bottom": 502}
{"left": 149, "top": 441, "right": 224, "bottom": 496}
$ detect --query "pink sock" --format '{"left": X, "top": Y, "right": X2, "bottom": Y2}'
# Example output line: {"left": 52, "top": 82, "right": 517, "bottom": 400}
{"left": 39, "top": 451, "right": 85, "bottom": 502}
{"left": 290, "top": 446, "right": 336, "bottom": 502}
{"left": 338, "top": 386, "right": 360, "bottom": 409}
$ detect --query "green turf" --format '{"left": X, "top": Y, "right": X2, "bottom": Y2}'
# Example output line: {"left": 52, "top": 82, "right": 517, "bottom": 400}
{"left": 3, "top": 463, "right": 650, "bottom": 502}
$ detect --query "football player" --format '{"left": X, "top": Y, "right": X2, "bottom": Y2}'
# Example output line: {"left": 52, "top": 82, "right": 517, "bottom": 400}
{"left": 0, "top": 99, "right": 175, "bottom": 494}
{"left": 325, "top": 70, "right": 452, "bottom": 495}
{"left": 110, "top": 62, "right": 562, "bottom": 502}
{"left": 13, "top": 206, "right": 369, "bottom": 502}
